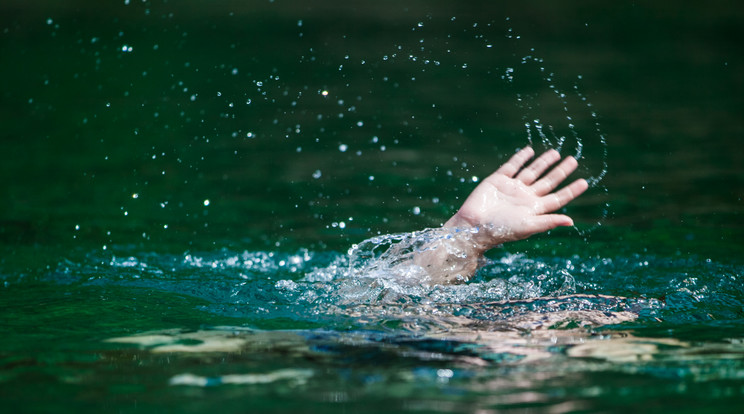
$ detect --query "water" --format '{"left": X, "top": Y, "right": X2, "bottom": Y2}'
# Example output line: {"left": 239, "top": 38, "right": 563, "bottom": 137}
{"left": 2, "top": 1, "right": 744, "bottom": 412}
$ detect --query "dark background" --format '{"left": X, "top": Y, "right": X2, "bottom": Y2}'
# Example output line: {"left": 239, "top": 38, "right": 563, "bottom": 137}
{"left": 1, "top": 0, "right": 742, "bottom": 258}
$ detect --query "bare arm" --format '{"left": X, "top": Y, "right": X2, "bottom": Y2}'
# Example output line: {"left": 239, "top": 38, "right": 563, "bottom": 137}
{"left": 414, "top": 147, "right": 589, "bottom": 284}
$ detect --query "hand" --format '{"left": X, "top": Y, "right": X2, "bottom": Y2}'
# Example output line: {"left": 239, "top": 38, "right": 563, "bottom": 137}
{"left": 444, "top": 147, "right": 588, "bottom": 250}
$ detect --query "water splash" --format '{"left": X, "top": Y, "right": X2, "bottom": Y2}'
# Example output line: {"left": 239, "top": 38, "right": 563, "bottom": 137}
{"left": 347, "top": 227, "right": 484, "bottom": 284}
{"left": 507, "top": 52, "right": 608, "bottom": 186}
{"left": 42, "top": 228, "right": 744, "bottom": 337}
{"left": 378, "top": 18, "right": 611, "bottom": 232}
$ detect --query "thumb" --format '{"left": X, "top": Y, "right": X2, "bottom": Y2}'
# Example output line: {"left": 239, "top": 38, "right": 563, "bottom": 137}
{"left": 523, "top": 214, "right": 574, "bottom": 237}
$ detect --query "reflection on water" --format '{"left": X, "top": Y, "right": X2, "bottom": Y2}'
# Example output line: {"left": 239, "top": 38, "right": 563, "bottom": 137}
{"left": 92, "top": 240, "right": 743, "bottom": 409}
{"left": 106, "top": 325, "right": 744, "bottom": 382}
{"left": 2, "top": 234, "right": 742, "bottom": 410}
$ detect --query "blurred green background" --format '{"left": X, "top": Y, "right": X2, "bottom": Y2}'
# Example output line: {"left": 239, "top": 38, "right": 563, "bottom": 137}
{"left": 1, "top": 0, "right": 742, "bottom": 258}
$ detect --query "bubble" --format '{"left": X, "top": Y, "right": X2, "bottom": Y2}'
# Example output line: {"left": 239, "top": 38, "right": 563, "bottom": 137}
{"left": 312, "top": 170, "right": 322, "bottom": 179}
{"left": 203, "top": 199, "right": 210, "bottom": 206}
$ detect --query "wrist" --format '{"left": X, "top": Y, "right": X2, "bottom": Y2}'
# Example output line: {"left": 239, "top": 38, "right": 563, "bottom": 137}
{"left": 444, "top": 212, "right": 476, "bottom": 229}
{"left": 443, "top": 213, "right": 493, "bottom": 254}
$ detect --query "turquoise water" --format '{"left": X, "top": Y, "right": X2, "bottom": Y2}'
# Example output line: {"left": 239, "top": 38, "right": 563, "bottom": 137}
{"left": 2, "top": 1, "right": 743, "bottom": 412}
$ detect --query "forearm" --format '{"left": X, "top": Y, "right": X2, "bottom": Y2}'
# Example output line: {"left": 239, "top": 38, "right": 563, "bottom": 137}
{"left": 411, "top": 214, "right": 505, "bottom": 284}
{"left": 353, "top": 147, "right": 587, "bottom": 285}
{"left": 348, "top": 225, "right": 486, "bottom": 285}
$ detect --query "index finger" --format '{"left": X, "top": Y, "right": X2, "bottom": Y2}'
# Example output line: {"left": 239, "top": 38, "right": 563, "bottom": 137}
{"left": 495, "top": 147, "right": 535, "bottom": 178}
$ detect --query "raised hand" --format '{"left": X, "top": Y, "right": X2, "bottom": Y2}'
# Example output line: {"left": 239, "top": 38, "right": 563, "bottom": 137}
{"left": 444, "top": 146, "right": 588, "bottom": 251}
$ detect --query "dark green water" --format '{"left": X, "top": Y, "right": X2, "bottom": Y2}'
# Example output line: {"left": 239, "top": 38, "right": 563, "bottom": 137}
{"left": 1, "top": 1, "right": 743, "bottom": 412}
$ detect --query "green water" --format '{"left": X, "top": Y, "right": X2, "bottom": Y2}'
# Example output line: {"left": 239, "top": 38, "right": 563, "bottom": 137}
{"left": 1, "top": 1, "right": 743, "bottom": 412}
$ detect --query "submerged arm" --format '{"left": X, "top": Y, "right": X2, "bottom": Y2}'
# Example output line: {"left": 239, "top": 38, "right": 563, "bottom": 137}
{"left": 414, "top": 147, "right": 589, "bottom": 284}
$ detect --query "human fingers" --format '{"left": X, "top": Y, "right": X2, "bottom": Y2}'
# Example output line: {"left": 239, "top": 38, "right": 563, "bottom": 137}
{"left": 537, "top": 178, "right": 589, "bottom": 214}
{"left": 531, "top": 155, "right": 579, "bottom": 196}
{"left": 495, "top": 146, "right": 535, "bottom": 177}
{"left": 515, "top": 149, "right": 561, "bottom": 185}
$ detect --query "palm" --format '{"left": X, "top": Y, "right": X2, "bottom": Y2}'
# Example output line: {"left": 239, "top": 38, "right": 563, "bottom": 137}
{"left": 446, "top": 147, "right": 588, "bottom": 246}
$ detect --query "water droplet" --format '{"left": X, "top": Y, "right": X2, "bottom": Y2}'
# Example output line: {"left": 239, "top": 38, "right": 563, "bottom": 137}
{"left": 437, "top": 369, "right": 453, "bottom": 379}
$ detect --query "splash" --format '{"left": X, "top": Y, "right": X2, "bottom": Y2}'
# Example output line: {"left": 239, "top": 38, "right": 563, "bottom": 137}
{"left": 498, "top": 25, "right": 611, "bottom": 232}
{"left": 53, "top": 242, "right": 744, "bottom": 336}
{"left": 509, "top": 64, "right": 608, "bottom": 188}
{"left": 379, "top": 18, "right": 611, "bottom": 232}
{"left": 347, "top": 226, "right": 487, "bottom": 285}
